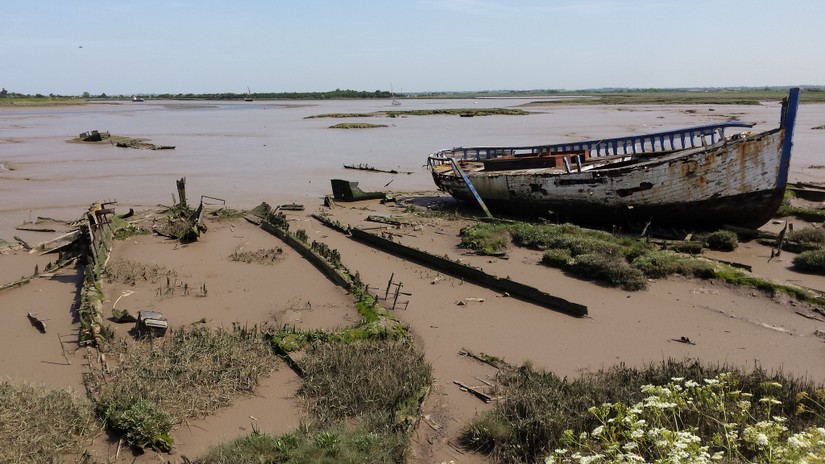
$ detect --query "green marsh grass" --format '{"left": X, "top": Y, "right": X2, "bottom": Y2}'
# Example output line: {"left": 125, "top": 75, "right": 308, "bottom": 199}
{"left": 83, "top": 325, "right": 277, "bottom": 451}
{"left": 0, "top": 383, "right": 100, "bottom": 463}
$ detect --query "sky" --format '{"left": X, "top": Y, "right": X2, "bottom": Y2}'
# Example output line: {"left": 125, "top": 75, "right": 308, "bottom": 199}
{"left": 2, "top": 0, "right": 824, "bottom": 95}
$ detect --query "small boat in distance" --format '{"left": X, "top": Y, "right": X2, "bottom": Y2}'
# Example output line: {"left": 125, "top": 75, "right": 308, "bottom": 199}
{"left": 245, "top": 87, "right": 253, "bottom": 102}
{"left": 428, "top": 88, "right": 801, "bottom": 229}
{"left": 390, "top": 84, "right": 401, "bottom": 106}
{"left": 131, "top": 95, "right": 144, "bottom": 102}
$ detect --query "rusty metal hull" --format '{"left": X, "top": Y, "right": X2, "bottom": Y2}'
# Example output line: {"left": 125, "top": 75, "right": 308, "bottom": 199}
{"left": 432, "top": 128, "right": 789, "bottom": 229}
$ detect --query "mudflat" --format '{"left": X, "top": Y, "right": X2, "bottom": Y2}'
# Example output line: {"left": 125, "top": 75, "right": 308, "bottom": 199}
{"left": 2, "top": 195, "right": 824, "bottom": 463}
{"left": 1, "top": 100, "right": 824, "bottom": 463}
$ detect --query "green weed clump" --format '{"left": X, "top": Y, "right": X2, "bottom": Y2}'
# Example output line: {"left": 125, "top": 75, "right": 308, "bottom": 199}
{"left": 459, "top": 223, "right": 511, "bottom": 255}
{"left": 196, "top": 424, "right": 408, "bottom": 464}
{"left": 104, "top": 400, "right": 173, "bottom": 451}
{"left": 777, "top": 202, "right": 825, "bottom": 222}
{"left": 787, "top": 227, "right": 825, "bottom": 245}
{"left": 793, "top": 250, "right": 825, "bottom": 275}
{"left": 703, "top": 230, "right": 739, "bottom": 251}
{"left": 631, "top": 250, "right": 716, "bottom": 279}
{"left": 568, "top": 253, "right": 648, "bottom": 290}
{"left": 0, "top": 383, "right": 100, "bottom": 463}
{"left": 330, "top": 122, "right": 388, "bottom": 129}
{"left": 462, "top": 360, "right": 825, "bottom": 464}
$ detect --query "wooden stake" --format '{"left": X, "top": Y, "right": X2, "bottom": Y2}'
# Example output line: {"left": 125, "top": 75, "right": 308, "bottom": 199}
{"left": 384, "top": 273, "right": 394, "bottom": 299}
{"left": 392, "top": 282, "right": 402, "bottom": 310}
{"left": 58, "top": 332, "right": 71, "bottom": 365}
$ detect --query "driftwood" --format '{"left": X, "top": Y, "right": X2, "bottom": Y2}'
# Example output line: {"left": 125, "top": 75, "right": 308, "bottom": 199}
{"left": 278, "top": 203, "right": 305, "bottom": 211}
{"left": 14, "top": 236, "right": 32, "bottom": 251}
{"left": 343, "top": 163, "right": 413, "bottom": 175}
{"left": 366, "top": 215, "right": 412, "bottom": 227}
{"left": 112, "top": 307, "right": 138, "bottom": 323}
{"left": 27, "top": 313, "right": 46, "bottom": 333}
{"left": 453, "top": 380, "right": 499, "bottom": 403}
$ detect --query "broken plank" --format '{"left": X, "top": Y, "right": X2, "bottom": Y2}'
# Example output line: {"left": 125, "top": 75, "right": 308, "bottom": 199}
{"left": 453, "top": 380, "right": 495, "bottom": 403}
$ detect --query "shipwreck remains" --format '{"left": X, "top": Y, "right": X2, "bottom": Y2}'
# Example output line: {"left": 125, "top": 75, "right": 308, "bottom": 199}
{"left": 429, "top": 88, "right": 801, "bottom": 229}
{"left": 311, "top": 213, "right": 587, "bottom": 317}
{"left": 330, "top": 179, "right": 386, "bottom": 202}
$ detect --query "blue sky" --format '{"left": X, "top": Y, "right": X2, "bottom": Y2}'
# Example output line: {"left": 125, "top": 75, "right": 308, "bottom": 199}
{"left": 3, "top": 0, "right": 824, "bottom": 95}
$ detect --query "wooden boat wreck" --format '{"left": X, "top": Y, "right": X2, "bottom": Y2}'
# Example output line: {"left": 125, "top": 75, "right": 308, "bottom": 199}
{"left": 428, "top": 88, "right": 801, "bottom": 229}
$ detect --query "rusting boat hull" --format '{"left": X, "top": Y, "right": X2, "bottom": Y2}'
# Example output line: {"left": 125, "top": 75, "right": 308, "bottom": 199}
{"left": 429, "top": 89, "right": 800, "bottom": 229}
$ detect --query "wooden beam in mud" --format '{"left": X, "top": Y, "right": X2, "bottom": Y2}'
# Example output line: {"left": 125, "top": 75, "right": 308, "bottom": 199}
{"left": 348, "top": 228, "right": 587, "bottom": 317}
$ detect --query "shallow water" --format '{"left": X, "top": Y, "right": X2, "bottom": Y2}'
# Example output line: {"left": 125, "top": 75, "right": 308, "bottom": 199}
{"left": 1, "top": 98, "right": 823, "bottom": 239}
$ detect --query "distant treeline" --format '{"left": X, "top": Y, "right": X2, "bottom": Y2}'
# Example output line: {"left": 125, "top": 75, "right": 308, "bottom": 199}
{"left": 155, "top": 89, "right": 396, "bottom": 100}
{"left": 4, "top": 86, "right": 825, "bottom": 105}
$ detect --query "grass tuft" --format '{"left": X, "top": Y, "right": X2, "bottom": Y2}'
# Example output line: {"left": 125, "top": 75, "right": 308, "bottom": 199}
{"left": 0, "top": 383, "right": 100, "bottom": 463}
{"left": 793, "top": 249, "right": 825, "bottom": 275}
{"left": 84, "top": 325, "right": 277, "bottom": 451}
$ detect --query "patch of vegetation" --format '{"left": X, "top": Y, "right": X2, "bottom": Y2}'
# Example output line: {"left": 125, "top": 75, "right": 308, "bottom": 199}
{"left": 105, "top": 258, "right": 177, "bottom": 285}
{"left": 519, "top": 88, "right": 825, "bottom": 106}
{"left": 787, "top": 227, "right": 825, "bottom": 246}
{"left": 196, "top": 423, "right": 408, "bottom": 464}
{"left": 701, "top": 229, "right": 739, "bottom": 251}
{"left": 0, "top": 383, "right": 100, "bottom": 463}
{"left": 210, "top": 207, "right": 246, "bottom": 220}
{"left": 229, "top": 246, "right": 283, "bottom": 265}
{"left": 83, "top": 325, "right": 277, "bottom": 451}
{"left": 462, "top": 360, "right": 825, "bottom": 464}
{"left": 713, "top": 265, "right": 824, "bottom": 307}
{"left": 299, "top": 339, "right": 431, "bottom": 428}
{"left": 387, "top": 108, "right": 530, "bottom": 117}
{"left": 309, "top": 108, "right": 529, "bottom": 119}
{"left": 203, "top": 338, "right": 430, "bottom": 464}
{"left": 305, "top": 112, "right": 373, "bottom": 119}
{"left": 567, "top": 253, "right": 648, "bottom": 290}
{"left": 267, "top": 290, "right": 408, "bottom": 354}
{"left": 459, "top": 223, "right": 511, "bottom": 255}
{"left": 546, "top": 375, "right": 825, "bottom": 464}
{"left": 776, "top": 201, "right": 825, "bottom": 222}
{"left": 793, "top": 250, "right": 825, "bottom": 275}
{"left": 329, "top": 122, "right": 388, "bottom": 129}
{"left": 460, "top": 222, "right": 824, "bottom": 306}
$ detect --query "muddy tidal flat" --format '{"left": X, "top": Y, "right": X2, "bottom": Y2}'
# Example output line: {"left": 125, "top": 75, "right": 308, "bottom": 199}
{"left": 1, "top": 98, "right": 824, "bottom": 463}
{"left": 2, "top": 97, "right": 825, "bottom": 240}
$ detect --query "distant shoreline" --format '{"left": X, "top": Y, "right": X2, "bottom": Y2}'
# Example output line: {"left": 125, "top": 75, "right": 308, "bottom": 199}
{"left": 4, "top": 87, "right": 825, "bottom": 107}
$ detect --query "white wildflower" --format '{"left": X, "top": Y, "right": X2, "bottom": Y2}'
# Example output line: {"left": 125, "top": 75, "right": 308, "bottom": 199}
{"left": 592, "top": 425, "right": 604, "bottom": 437}
{"left": 787, "top": 435, "right": 806, "bottom": 448}
{"left": 755, "top": 433, "right": 769, "bottom": 447}
{"left": 622, "top": 441, "right": 638, "bottom": 451}
{"left": 580, "top": 455, "right": 603, "bottom": 464}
